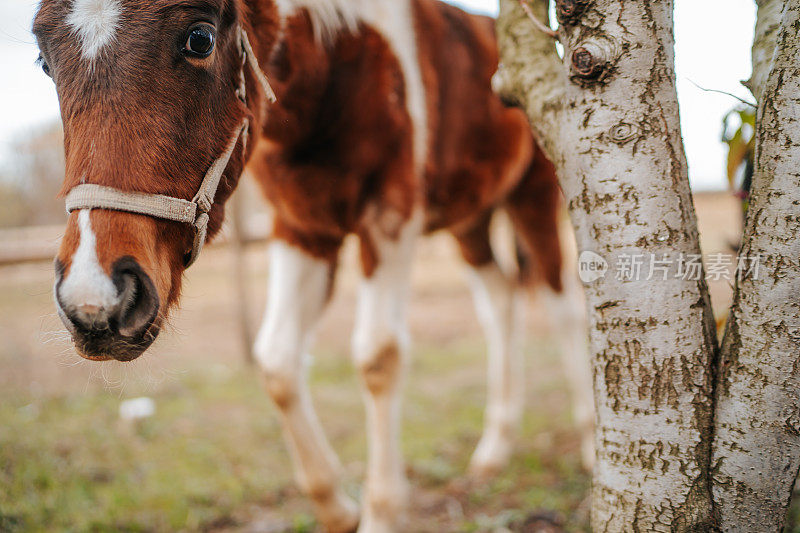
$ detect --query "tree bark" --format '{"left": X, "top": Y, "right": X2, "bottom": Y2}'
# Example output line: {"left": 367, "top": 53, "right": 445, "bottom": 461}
{"left": 746, "top": 0, "right": 784, "bottom": 102}
{"left": 497, "top": 1, "right": 719, "bottom": 529}
{"left": 495, "top": 0, "right": 565, "bottom": 159}
{"left": 712, "top": 3, "right": 800, "bottom": 530}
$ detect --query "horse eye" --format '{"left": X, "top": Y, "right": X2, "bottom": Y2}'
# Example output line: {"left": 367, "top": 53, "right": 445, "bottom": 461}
{"left": 183, "top": 24, "right": 215, "bottom": 58}
{"left": 37, "top": 54, "right": 51, "bottom": 78}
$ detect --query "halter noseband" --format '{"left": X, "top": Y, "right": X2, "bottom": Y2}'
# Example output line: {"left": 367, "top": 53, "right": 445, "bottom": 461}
{"left": 64, "top": 26, "right": 276, "bottom": 268}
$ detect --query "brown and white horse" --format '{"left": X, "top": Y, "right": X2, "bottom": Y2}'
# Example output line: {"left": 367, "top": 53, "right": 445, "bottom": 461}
{"left": 34, "top": 0, "right": 592, "bottom": 530}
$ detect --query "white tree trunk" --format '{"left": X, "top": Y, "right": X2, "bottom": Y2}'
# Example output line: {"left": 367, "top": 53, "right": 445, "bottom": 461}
{"left": 497, "top": 1, "right": 718, "bottom": 529}
{"left": 746, "top": 0, "right": 784, "bottom": 102}
{"left": 712, "top": 3, "right": 800, "bottom": 530}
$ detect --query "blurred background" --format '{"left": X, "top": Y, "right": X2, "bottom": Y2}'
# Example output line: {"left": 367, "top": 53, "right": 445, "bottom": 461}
{"left": 0, "top": 1, "right": 767, "bottom": 531}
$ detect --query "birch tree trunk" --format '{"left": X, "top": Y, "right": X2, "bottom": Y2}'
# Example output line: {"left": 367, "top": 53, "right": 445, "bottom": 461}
{"left": 497, "top": 1, "right": 719, "bottom": 529}
{"left": 746, "top": 0, "right": 783, "bottom": 102}
{"left": 712, "top": 3, "right": 800, "bottom": 529}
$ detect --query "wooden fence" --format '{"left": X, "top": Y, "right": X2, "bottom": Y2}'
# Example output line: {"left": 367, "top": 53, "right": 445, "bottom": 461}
{"left": 0, "top": 212, "right": 272, "bottom": 267}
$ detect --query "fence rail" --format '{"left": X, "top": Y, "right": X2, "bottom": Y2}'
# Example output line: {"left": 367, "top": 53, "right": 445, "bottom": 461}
{"left": 0, "top": 213, "right": 272, "bottom": 267}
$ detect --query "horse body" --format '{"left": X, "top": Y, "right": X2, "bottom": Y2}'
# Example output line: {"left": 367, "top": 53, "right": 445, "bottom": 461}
{"left": 35, "top": 0, "right": 591, "bottom": 530}
{"left": 249, "top": 4, "right": 574, "bottom": 529}
{"left": 254, "top": 0, "right": 557, "bottom": 265}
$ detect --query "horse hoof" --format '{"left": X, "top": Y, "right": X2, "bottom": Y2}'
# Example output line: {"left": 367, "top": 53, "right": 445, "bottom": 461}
{"left": 467, "top": 459, "right": 504, "bottom": 480}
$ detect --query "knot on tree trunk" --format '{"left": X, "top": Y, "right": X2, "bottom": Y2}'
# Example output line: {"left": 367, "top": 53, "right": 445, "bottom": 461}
{"left": 608, "top": 122, "right": 639, "bottom": 145}
{"left": 570, "top": 39, "right": 618, "bottom": 85}
{"left": 556, "top": 0, "right": 593, "bottom": 26}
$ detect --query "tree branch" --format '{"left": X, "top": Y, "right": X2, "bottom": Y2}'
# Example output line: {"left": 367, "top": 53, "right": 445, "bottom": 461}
{"left": 747, "top": 0, "right": 784, "bottom": 102}
{"left": 517, "top": 0, "right": 559, "bottom": 40}
{"left": 712, "top": 3, "right": 800, "bottom": 529}
{"left": 687, "top": 79, "right": 757, "bottom": 108}
{"left": 496, "top": 0, "right": 566, "bottom": 163}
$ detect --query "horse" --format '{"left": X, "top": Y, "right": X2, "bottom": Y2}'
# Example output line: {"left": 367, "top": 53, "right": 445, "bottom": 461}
{"left": 34, "top": 0, "right": 593, "bottom": 530}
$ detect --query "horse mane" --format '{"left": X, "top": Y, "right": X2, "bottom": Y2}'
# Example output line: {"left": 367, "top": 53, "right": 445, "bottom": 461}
{"left": 274, "top": 0, "right": 362, "bottom": 43}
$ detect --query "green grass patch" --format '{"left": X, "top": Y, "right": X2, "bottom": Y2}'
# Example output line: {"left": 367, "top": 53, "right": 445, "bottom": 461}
{"left": 0, "top": 340, "right": 590, "bottom": 532}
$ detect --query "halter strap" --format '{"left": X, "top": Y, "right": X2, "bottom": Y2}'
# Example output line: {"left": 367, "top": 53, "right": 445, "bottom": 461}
{"left": 64, "top": 25, "right": 276, "bottom": 268}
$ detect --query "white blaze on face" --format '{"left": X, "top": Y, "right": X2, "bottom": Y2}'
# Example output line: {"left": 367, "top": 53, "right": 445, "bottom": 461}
{"left": 67, "top": 0, "right": 123, "bottom": 60}
{"left": 59, "top": 210, "right": 118, "bottom": 312}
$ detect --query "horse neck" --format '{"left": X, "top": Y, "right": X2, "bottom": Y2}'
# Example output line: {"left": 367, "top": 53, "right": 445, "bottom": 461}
{"left": 252, "top": 18, "right": 338, "bottom": 146}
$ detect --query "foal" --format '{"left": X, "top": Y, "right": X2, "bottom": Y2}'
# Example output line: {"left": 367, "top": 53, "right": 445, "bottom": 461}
{"left": 36, "top": 0, "right": 592, "bottom": 531}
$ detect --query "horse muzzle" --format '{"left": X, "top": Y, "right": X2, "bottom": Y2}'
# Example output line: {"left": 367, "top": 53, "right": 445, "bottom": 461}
{"left": 55, "top": 256, "right": 161, "bottom": 362}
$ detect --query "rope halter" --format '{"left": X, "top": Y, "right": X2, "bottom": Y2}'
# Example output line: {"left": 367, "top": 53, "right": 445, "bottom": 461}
{"left": 64, "top": 26, "right": 276, "bottom": 268}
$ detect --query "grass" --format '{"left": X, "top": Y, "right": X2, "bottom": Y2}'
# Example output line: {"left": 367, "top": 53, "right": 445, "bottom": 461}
{"left": 1, "top": 373, "right": 280, "bottom": 531}
{"left": 0, "top": 340, "right": 590, "bottom": 532}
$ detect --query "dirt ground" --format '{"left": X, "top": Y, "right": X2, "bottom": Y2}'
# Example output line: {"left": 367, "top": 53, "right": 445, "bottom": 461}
{"left": 0, "top": 192, "right": 744, "bottom": 532}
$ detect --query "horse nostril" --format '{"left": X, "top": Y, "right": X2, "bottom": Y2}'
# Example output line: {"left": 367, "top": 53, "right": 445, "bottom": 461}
{"left": 110, "top": 257, "right": 160, "bottom": 338}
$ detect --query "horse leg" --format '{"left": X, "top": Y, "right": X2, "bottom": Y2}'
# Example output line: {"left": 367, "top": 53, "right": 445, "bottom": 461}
{"left": 453, "top": 214, "right": 526, "bottom": 478}
{"left": 533, "top": 219, "right": 595, "bottom": 470}
{"left": 507, "top": 150, "right": 596, "bottom": 469}
{"left": 537, "top": 274, "right": 595, "bottom": 469}
{"left": 352, "top": 214, "right": 420, "bottom": 533}
{"left": 254, "top": 239, "right": 359, "bottom": 533}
